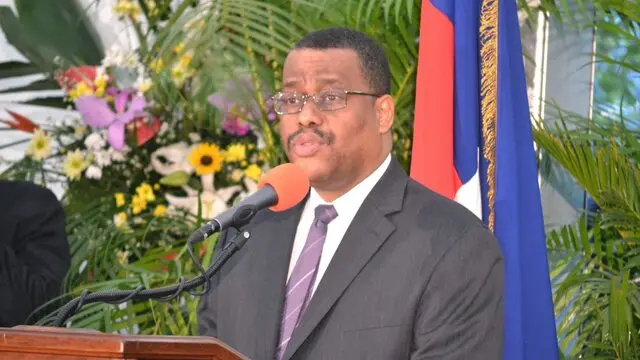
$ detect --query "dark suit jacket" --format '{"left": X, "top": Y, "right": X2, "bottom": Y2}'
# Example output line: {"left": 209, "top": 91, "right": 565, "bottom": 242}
{"left": 0, "top": 180, "right": 70, "bottom": 327}
{"left": 198, "top": 158, "right": 504, "bottom": 359}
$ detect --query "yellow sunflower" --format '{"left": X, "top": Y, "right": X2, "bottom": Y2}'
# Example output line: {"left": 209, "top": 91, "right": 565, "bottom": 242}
{"left": 189, "top": 143, "right": 223, "bottom": 175}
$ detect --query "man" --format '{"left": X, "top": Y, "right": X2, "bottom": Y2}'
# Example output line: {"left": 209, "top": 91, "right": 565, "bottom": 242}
{"left": 0, "top": 180, "right": 70, "bottom": 327}
{"left": 198, "top": 27, "right": 504, "bottom": 359}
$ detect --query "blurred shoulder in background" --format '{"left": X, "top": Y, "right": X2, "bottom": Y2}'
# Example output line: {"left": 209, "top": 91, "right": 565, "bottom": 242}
{"left": 0, "top": 180, "right": 70, "bottom": 327}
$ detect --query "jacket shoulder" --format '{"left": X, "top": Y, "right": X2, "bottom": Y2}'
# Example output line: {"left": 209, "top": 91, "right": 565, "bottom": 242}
{"left": 399, "top": 179, "right": 498, "bottom": 252}
{"left": 0, "top": 180, "right": 62, "bottom": 216}
{"left": 404, "top": 179, "right": 486, "bottom": 228}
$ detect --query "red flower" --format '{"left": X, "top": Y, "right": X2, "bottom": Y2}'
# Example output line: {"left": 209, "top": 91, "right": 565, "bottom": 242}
{"left": 163, "top": 252, "right": 179, "bottom": 261}
{"left": 55, "top": 66, "right": 98, "bottom": 91}
{"left": 133, "top": 116, "right": 162, "bottom": 146}
{"left": 0, "top": 110, "right": 40, "bottom": 133}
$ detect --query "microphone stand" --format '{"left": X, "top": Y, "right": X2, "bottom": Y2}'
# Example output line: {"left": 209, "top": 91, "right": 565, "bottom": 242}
{"left": 50, "top": 228, "right": 251, "bottom": 328}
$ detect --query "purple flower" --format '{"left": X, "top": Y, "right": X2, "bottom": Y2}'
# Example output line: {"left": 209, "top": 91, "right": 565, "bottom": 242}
{"left": 222, "top": 116, "right": 251, "bottom": 136}
{"left": 75, "top": 88, "right": 146, "bottom": 150}
{"left": 208, "top": 78, "right": 261, "bottom": 117}
{"left": 265, "top": 97, "right": 277, "bottom": 122}
{"left": 208, "top": 76, "right": 277, "bottom": 135}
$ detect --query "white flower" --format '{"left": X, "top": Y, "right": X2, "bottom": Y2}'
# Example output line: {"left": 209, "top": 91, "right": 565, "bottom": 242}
{"left": 84, "top": 132, "right": 106, "bottom": 151}
{"left": 101, "top": 45, "right": 140, "bottom": 69}
{"left": 150, "top": 142, "right": 194, "bottom": 176}
{"left": 96, "top": 66, "right": 107, "bottom": 78}
{"left": 113, "top": 212, "right": 127, "bottom": 229}
{"left": 135, "top": 77, "right": 152, "bottom": 94}
{"left": 85, "top": 165, "right": 103, "bottom": 179}
{"left": 111, "top": 152, "right": 126, "bottom": 162}
{"left": 188, "top": 132, "right": 201, "bottom": 142}
{"left": 74, "top": 125, "right": 88, "bottom": 138}
{"left": 159, "top": 122, "right": 170, "bottom": 135}
{"left": 255, "top": 132, "right": 266, "bottom": 149}
{"left": 94, "top": 150, "right": 112, "bottom": 167}
{"left": 107, "top": 145, "right": 128, "bottom": 162}
{"left": 165, "top": 174, "right": 242, "bottom": 220}
{"left": 110, "top": 148, "right": 126, "bottom": 162}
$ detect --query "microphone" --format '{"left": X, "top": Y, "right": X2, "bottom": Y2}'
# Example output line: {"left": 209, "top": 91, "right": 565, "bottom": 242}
{"left": 49, "top": 163, "right": 310, "bottom": 328}
{"left": 188, "top": 162, "right": 310, "bottom": 245}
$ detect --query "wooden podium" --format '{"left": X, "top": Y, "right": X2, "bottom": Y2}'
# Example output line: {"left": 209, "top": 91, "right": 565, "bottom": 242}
{"left": 0, "top": 326, "right": 248, "bottom": 359}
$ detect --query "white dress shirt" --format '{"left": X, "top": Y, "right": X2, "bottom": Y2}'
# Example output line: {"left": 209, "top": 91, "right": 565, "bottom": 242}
{"left": 286, "top": 154, "right": 392, "bottom": 296}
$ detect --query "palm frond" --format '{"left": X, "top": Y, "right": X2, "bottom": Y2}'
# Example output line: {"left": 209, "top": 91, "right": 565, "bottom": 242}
{"left": 546, "top": 216, "right": 640, "bottom": 359}
{"left": 524, "top": 0, "right": 640, "bottom": 30}
{"left": 0, "top": 0, "right": 105, "bottom": 108}
{"left": 533, "top": 119, "right": 640, "bottom": 235}
{"left": 339, "top": 0, "right": 419, "bottom": 27}
{"left": 38, "top": 199, "right": 218, "bottom": 335}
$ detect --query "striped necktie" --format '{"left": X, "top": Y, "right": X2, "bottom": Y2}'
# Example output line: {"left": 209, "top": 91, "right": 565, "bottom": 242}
{"left": 276, "top": 204, "right": 338, "bottom": 359}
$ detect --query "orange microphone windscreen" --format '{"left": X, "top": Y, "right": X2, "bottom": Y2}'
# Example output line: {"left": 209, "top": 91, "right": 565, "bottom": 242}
{"left": 258, "top": 163, "right": 310, "bottom": 212}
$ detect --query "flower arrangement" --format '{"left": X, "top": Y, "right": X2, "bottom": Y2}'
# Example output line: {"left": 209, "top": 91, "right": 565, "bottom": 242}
{"left": 2, "top": 0, "right": 284, "bottom": 257}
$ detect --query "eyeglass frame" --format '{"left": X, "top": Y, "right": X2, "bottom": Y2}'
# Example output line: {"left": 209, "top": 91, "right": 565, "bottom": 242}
{"left": 270, "top": 88, "right": 383, "bottom": 115}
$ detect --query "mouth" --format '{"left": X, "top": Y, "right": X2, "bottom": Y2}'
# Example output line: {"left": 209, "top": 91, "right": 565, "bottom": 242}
{"left": 289, "top": 133, "right": 325, "bottom": 158}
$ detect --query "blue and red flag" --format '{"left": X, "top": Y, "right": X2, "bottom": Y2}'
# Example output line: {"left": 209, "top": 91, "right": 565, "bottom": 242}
{"left": 410, "top": 0, "right": 559, "bottom": 359}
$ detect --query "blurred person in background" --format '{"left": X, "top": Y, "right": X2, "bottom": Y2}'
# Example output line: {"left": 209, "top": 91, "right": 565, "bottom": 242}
{"left": 0, "top": 179, "right": 70, "bottom": 327}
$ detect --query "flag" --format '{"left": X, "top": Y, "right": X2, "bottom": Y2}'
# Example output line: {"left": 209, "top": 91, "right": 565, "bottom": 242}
{"left": 409, "top": 0, "right": 559, "bottom": 359}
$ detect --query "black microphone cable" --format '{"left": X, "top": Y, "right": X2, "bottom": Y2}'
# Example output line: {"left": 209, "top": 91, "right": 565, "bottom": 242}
{"left": 50, "top": 228, "right": 251, "bottom": 328}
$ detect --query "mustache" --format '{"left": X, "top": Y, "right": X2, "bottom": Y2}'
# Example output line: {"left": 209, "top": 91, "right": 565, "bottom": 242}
{"left": 287, "top": 127, "right": 335, "bottom": 148}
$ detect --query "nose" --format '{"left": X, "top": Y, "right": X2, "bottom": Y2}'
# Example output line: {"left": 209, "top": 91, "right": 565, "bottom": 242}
{"left": 297, "top": 98, "right": 323, "bottom": 127}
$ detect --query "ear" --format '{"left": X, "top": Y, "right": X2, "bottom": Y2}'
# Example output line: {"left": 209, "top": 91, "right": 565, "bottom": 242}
{"left": 375, "top": 94, "right": 395, "bottom": 134}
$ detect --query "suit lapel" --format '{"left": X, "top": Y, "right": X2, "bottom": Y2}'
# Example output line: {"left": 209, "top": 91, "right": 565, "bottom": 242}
{"left": 245, "top": 200, "right": 305, "bottom": 359}
{"left": 282, "top": 159, "right": 408, "bottom": 360}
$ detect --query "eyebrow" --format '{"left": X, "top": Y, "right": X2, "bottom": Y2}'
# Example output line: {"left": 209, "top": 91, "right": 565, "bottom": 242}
{"left": 282, "top": 79, "right": 298, "bottom": 88}
{"left": 317, "top": 77, "right": 344, "bottom": 86}
{"left": 281, "top": 77, "right": 345, "bottom": 90}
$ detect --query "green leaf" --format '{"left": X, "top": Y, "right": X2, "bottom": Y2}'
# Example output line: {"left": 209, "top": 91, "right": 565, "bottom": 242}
{"left": 22, "top": 96, "right": 66, "bottom": 109}
{"left": 159, "top": 171, "right": 191, "bottom": 187}
{"left": 13, "top": 0, "right": 104, "bottom": 66}
{"left": 0, "top": 6, "right": 50, "bottom": 69}
{"left": 0, "top": 61, "right": 42, "bottom": 78}
{"left": 0, "top": 78, "right": 60, "bottom": 94}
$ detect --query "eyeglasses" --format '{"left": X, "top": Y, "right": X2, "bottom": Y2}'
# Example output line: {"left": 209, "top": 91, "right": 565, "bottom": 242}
{"left": 270, "top": 89, "right": 382, "bottom": 115}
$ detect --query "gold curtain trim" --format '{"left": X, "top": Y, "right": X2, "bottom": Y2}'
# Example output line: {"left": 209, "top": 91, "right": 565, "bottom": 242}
{"left": 479, "top": 0, "right": 499, "bottom": 231}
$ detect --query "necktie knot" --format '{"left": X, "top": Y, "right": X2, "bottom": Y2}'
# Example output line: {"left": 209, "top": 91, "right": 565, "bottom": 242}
{"left": 314, "top": 204, "right": 338, "bottom": 225}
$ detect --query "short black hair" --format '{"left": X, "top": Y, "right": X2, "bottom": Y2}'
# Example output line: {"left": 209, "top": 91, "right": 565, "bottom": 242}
{"left": 292, "top": 27, "right": 391, "bottom": 95}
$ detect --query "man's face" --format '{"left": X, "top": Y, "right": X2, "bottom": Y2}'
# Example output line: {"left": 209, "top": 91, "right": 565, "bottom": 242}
{"left": 277, "top": 48, "right": 388, "bottom": 195}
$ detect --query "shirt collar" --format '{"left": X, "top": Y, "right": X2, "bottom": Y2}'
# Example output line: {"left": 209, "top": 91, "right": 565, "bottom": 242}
{"left": 306, "top": 154, "right": 391, "bottom": 218}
